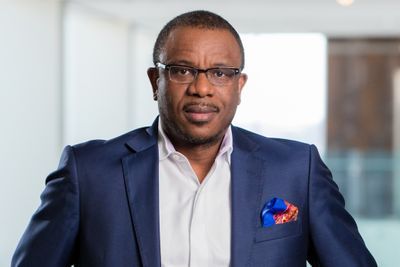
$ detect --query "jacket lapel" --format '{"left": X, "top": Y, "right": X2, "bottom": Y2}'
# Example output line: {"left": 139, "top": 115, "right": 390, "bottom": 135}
{"left": 121, "top": 122, "right": 268, "bottom": 267}
{"left": 231, "top": 127, "right": 266, "bottom": 267}
{"left": 122, "top": 120, "right": 161, "bottom": 267}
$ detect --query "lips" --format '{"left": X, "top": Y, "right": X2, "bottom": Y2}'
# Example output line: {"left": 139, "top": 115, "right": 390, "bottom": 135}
{"left": 183, "top": 102, "right": 219, "bottom": 123}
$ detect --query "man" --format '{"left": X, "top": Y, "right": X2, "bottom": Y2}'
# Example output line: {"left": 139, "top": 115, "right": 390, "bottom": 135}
{"left": 12, "top": 10, "right": 377, "bottom": 267}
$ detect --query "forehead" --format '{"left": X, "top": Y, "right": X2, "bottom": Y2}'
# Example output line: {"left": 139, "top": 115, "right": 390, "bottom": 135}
{"left": 160, "top": 27, "right": 242, "bottom": 66}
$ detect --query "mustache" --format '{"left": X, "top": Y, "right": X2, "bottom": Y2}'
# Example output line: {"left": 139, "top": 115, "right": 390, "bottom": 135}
{"left": 183, "top": 102, "right": 219, "bottom": 113}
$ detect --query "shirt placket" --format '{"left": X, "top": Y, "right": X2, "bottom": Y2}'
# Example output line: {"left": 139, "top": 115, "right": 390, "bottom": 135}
{"left": 189, "top": 160, "right": 219, "bottom": 267}
{"left": 189, "top": 184, "right": 209, "bottom": 267}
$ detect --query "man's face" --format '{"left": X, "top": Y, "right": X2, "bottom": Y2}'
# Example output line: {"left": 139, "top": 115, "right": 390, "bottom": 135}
{"left": 148, "top": 27, "right": 247, "bottom": 147}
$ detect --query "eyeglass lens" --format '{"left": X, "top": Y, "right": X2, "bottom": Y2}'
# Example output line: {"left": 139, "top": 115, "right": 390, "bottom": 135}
{"left": 168, "top": 66, "right": 237, "bottom": 85}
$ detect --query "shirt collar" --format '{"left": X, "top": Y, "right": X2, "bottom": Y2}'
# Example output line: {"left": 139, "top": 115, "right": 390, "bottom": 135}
{"left": 157, "top": 119, "right": 233, "bottom": 164}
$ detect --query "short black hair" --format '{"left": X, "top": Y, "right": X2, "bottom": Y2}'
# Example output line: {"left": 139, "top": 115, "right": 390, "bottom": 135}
{"left": 152, "top": 10, "right": 245, "bottom": 70}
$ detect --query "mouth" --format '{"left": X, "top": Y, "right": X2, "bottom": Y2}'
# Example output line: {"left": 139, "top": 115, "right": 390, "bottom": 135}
{"left": 183, "top": 102, "right": 219, "bottom": 123}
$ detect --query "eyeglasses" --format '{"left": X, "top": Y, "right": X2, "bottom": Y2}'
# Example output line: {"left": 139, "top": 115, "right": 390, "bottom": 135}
{"left": 156, "top": 62, "right": 241, "bottom": 86}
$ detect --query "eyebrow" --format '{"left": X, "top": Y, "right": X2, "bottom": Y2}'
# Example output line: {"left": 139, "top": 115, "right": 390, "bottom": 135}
{"left": 166, "top": 60, "right": 235, "bottom": 68}
{"left": 166, "top": 59, "right": 193, "bottom": 66}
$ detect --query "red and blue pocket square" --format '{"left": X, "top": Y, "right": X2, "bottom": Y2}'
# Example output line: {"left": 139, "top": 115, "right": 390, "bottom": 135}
{"left": 261, "top": 197, "right": 298, "bottom": 227}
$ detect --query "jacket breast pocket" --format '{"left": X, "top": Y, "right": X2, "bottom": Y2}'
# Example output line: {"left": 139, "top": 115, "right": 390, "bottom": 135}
{"left": 254, "top": 220, "right": 302, "bottom": 243}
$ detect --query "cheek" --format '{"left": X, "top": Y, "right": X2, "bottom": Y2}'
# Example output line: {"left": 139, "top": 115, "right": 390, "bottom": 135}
{"left": 235, "top": 86, "right": 244, "bottom": 106}
{"left": 223, "top": 90, "right": 241, "bottom": 109}
{"left": 237, "top": 89, "right": 242, "bottom": 105}
{"left": 158, "top": 86, "right": 183, "bottom": 115}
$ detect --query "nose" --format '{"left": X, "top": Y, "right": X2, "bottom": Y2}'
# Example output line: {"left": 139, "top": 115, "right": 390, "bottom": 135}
{"left": 187, "top": 72, "right": 214, "bottom": 97}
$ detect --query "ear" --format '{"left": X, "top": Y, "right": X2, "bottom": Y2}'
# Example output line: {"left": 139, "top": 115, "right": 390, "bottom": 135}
{"left": 147, "top": 67, "right": 159, "bottom": 101}
{"left": 237, "top": 73, "right": 248, "bottom": 105}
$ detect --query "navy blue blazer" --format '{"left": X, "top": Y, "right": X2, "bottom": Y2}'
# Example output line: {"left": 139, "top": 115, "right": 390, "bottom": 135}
{"left": 12, "top": 119, "right": 377, "bottom": 266}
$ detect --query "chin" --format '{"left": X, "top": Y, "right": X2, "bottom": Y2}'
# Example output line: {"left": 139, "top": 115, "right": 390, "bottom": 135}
{"left": 162, "top": 115, "right": 227, "bottom": 146}
{"left": 180, "top": 127, "right": 225, "bottom": 146}
{"left": 182, "top": 134, "right": 220, "bottom": 146}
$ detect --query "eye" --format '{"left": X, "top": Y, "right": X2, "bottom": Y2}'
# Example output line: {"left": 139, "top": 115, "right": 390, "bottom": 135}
{"left": 214, "top": 70, "right": 226, "bottom": 78}
{"left": 170, "top": 66, "right": 193, "bottom": 76}
{"left": 210, "top": 68, "right": 235, "bottom": 78}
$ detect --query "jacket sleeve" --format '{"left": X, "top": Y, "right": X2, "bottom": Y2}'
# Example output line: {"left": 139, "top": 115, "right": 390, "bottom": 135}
{"left": 11, "top": 146, "right": 79, "bottom": 267}
{"left": 307, "top": 145, "right": 377, "bottom": 266}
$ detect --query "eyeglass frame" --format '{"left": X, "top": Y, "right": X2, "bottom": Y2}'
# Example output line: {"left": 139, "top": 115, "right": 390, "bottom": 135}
{"left": 155, "top": 62, "right": 242, "bottom": 86}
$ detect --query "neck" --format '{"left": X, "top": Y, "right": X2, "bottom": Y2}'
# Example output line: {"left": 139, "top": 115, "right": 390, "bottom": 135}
{"left": 174, "top": 138, "right": 223, "bottom": 183}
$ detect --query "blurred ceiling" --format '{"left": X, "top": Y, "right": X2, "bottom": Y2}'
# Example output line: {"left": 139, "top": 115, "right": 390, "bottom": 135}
{"left": 67, "top": 0, "right": 400, "bottom": 36}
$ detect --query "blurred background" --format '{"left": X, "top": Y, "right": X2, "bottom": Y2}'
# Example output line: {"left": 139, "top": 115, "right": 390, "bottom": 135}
{"left": 1, "top": 0, "right": 400, "bottom": 265}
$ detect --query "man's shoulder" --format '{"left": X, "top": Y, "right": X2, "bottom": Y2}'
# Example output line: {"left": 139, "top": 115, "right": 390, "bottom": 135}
{"left": 70, "top": 126, "right": 152, "bottom": 158}
{"left": 232, "top": 125, "right": 311, "bottom": 149}
{"left": 232, "top": 126, "right": 313, "bottom": 159}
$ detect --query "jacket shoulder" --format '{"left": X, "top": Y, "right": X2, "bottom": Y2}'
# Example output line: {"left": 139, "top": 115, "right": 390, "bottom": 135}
{"left": 70, "top": 126, "right": 152, "bottom": 158}
{"left": 232, "top": 126, "right": 312, "bottom": 153}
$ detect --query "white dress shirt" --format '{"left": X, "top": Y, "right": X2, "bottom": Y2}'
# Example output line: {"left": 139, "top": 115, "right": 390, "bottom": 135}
{"left": 158, "top": 121, "right": 233, "bottom": 267}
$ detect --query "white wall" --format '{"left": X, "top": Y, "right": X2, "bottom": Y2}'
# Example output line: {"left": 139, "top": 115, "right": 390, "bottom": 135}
{"left": 234, "top": 33, "right": 327, "bottom": 153}
{"left": 64, "top": 4, "right": 130, "bottom": 144}
{"left": 76, "top": 0, "right": 400, "bottom": 37}
{"left": 128, "top": 26, "right": 158, "bottom": 129}
{"left": 0, "top": 1, "right": 63, "bottom": 265}
{"left": 63, "top": 3, "right": 158, "bottom": 144}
